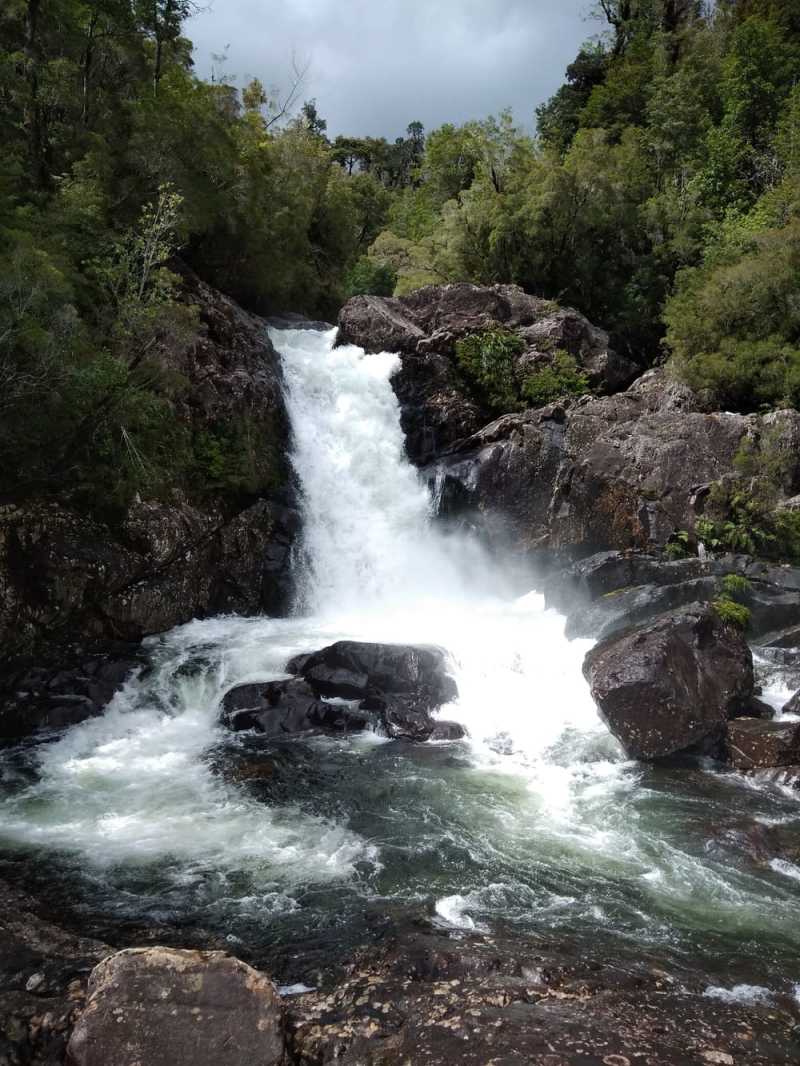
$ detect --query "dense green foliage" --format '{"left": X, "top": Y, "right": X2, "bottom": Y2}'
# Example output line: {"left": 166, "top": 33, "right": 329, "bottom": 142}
{"left": 364, "top": 1, "right": 800, "bottom": 398}
{"left": 0, "top": 0, "right": 398, "bottom": 509}
{"left": 5, "top": 0, "right": 800, "bottom": 517}
{"left": 712, "top": 595, "right": 751, "bottom": 629}
{"left": 455, "top": 330, "right": 588, "bottom": 416}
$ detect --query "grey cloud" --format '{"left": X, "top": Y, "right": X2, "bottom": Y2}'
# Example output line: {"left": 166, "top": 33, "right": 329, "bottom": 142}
{"left": 188, "top": 0, "right": 593, "bottom": 138}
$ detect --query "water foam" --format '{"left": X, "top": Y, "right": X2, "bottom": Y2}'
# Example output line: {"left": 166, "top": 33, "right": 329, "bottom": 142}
{"left": 0, "top": 325, "right": 799, "bottom": 978}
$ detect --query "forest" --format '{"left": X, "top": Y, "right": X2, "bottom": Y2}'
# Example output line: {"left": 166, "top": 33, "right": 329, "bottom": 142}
{"left": 2, "top": 0, "right": 800, "bottom": 509}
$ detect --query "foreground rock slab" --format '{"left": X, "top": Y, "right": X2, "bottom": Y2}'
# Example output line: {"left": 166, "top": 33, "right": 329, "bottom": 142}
{"left": 0, "top": 878, "right": 108, "bottom": 1065}
{"left": 67, "top": 947, "right": 284, "bottom": 1066}
{"left": 583, "top": 604, "right": 754, "bottom": 759}
{"left": 285, "top": 924, "right": 800, "bottom": 1065}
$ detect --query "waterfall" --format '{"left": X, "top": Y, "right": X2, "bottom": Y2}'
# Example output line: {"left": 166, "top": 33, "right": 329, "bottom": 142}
{"left": 1, "top": 325, "right": 798, "bottom": 987}
{"left": 279, "top": 327, "right": 500, "bottom": 615}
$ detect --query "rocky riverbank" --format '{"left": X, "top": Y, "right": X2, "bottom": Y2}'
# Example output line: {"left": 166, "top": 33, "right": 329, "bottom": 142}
{"left": 4, "top": 281, "right": 800, "bottom": 1065}
{"left": 3, "top": 884, "right": 798, "bottom": 1065}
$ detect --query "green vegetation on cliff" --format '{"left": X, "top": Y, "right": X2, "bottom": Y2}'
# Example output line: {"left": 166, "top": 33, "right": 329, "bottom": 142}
{"left": 4, "top": 0, "right": 800, "bottom": 515}
{"left": 363, "top": 1, "right": 800, "bottom": 410}
{"left": 0, "top": 0, "right": 391, "bottom": 510}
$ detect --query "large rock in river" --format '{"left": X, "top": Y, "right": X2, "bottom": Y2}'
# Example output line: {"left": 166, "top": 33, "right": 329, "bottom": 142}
{"left": 67, "top": 947, "right": 284, "bottom": 1066}
{"left": 221, "top": 678, "right": 370, "bottom": 736}
{"left": 287, "top": 641, "right": 459, "bottom": 740}
{"left": 583, "top": 604, "right": 754, "bottom": 759}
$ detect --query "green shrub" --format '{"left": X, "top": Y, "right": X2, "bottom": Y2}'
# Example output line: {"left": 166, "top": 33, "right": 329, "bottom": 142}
{"left": 696, "top": 488, "right": 776, "bottom": 555}
{"left": 521, "top": 351, "right": 589, "bottom": 408}
{"left": 666, "top": 219, "right": 800, "bottom": 411}
{"left": 665, "top": 530, "right": 692, "bottom": 559}
{"left": 712, "top": 597, "right": 751, "bottom": 629}
{"left": 344, "top": 257, "right": 397, "bottom": 297}
{"left": 455, "top": 328, "right": 526, "bottom": 414}
{"left": 192, "top": 416, "right": 284, "bottom": 498}
{"left": 721, "top": 573, "right": 752, "bottom": 601}
{"left": 773, "top": 509, "right": 800, "bottom": 561}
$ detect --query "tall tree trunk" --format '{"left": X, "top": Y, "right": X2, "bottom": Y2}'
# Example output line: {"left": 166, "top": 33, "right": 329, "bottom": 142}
{"left": 24, "top": 0, "right": 46, "bottom": 189}
{"left": 81, "top": 10, "right": 99, "bottom": 125}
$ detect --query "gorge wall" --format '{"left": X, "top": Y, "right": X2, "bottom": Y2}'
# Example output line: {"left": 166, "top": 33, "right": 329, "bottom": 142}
{"left": 339, "top": 283, "right": 800, "bottom": 559}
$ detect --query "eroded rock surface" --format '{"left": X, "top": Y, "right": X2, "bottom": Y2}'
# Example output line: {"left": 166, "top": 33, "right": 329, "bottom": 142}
{"left": 339, "top": 282, "right": 800, "bottom": 558}
{"left": 284, "top": 924, "right": 800, "bottom": 1065}
{"left": 726, "top": 718, "right": 800, "bottom": 770}
{"left": 338, "top": 283, "right": 638, "bottom": 467}
{"left": 67, "top": 947, "right": 284, "bottom": 1066}
{"left": 0, "top": 879, "right": 108, "bottom": 1066}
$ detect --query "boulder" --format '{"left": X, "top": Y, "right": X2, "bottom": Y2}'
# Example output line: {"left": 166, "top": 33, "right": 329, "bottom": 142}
{"left": 66, "top": 947, "right": 284, "bottom": 1066}
{"left": 221, "top": 678, "right": 369, "bottom": 736}
{"left": 583, "top": 604, "right": 754, "bottom": 760}
{"left": 390, "top": 350, "right": 485, "bottom": 465}
{"left": 421, "top": 371, "right": 800, "bottom": 557}
{"left": 725, "top": 718, "right": 800, "bottom": 770}
{"left": 540, "top": 550, "right": 800, "bottom": 643}
{"left": 421, "top": 405, "right": 570, "bottom": 548}
{"left": 337, "top": 284, "right": 550, "bottom": 356}
{"left": 0, "top": 641, "right": 145, "bottom": 740}
{"left": 287, "top": 641, "right": 458, "bottom": 741}
{"left": 338, "top": 284, "right": 639, "bottom": 467}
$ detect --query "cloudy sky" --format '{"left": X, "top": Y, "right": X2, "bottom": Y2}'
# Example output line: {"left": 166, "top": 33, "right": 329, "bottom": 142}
{"left": 187, "top": 0, "right": 594, "bottom": 139}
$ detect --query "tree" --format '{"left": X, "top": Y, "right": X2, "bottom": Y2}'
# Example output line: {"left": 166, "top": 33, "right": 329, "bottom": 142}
{"left": 300, "top": 98, "right": 328, "bottom": 139}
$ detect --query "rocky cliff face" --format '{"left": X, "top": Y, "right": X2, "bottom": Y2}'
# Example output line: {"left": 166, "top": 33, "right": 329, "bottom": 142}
{"left": 338, "top": 282, "right": 639, "bottom": 466}
{"left": 0, "top": 271, "right": 298, "bottom": 732}
{"left": 338, "top": 285, "right": 800, "bottom": 558}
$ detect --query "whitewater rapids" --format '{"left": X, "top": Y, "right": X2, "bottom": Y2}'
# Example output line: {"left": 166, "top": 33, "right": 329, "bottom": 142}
{"left": 1, "top": 326, "right": 799, "bottom": 993}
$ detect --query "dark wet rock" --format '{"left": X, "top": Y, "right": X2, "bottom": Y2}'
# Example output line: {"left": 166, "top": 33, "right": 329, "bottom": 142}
{"left": 542, "top": 550, "right": 800, "bottom": 643}
{"left": 0, "top": 878, "right": 108, "bottom": 1066}
{"left": 67, "top": 947, "right": 284, "bottom": 1066}
{"left": 221, "top": 679, "right": 369, "bottom": 737}
{"left": 567, "top": 576, "right": 721, "bottom": 641}
{"left": 428, "top": 720, "right": 467, "bottom": 741}
{"left": 391, "top": 350, "right": 485, "bottom": 466}
{"left": 0, "top": 641, "right": 146, "bottom": 740}
{"left": 341, "top": 288, "right": 800, "bottom": 558}
{"left": 285, "top": 923, "right": 800, "bottom": 1066}
{"left": 544, "top": 550, "right": 711, "bottom": 615}
{"left": 428, "top": 377, "right": 800, "bottom": 558}
{"left": 337, "top": 282, "right": 634, "bottom": 393}
{"left": 782, "top": 687, "right": 800, "bottom": 715}
{"left": 583, "top": 604, "right": 754, "bottom": 760}
{"left": 726, "top": 718, "right": 800, "bottom": 770}
{"left": 267, "top": 312, "right": 333, "bottom": 331}
{"left": 287, "top": 641, "right": 458, "bottom": 741}
{"left": 423, "top": 369, "right": 753, "bottom": 553}
{"left": 747, "top": 697, "right": 777, "bottom": 720}
{"left": 422, "top": 405, "right": 570, "bottom": 549}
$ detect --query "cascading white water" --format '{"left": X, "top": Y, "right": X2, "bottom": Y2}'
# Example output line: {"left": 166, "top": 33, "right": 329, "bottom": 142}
{"left": 1, "top": 326, "right": 799, "bottom": 989}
